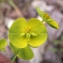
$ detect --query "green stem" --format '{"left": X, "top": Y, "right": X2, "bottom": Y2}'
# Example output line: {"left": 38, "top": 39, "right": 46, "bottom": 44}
{"left": 11, "top": 55, "right": 17, "bottom": 63}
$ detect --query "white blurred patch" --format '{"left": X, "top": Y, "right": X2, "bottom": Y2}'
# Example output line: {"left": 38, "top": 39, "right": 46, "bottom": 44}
{"left": 31, "top": 0, "right": 54, "bottom": 12}
{"left": 37, "top": 16, "right": 43, "bottom": 21}
{"left": 5, "top": 18, "right": 14, "bottom": 28}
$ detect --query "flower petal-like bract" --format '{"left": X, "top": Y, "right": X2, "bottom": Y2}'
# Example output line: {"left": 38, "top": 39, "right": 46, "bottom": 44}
{"left": 0, "top": 39, "right": 7, "bottom": 49}
{"left": 36, "top": 6, "right": 59, "bottom": 29}
{"left": 9, "top": 18, "right": 47, "bottom": 48}
{"left": 28, "top": 18, "right": 47, "bottom": 47}
{"left": 10, "top": 43, "right": 34, "bottom": 60}
{"left": 9, "top": 18, "right": 28, "bottom": 48}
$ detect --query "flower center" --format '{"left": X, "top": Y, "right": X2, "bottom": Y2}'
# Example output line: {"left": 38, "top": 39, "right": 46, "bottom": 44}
{"left": 25, "top": 28, "right": 31, "bottom": 33}
{"left": 43, "top": 12, "right": 50, "bottom": 20}
{"left": 26, "top": 33, "right": 31, "bottom": 41}
{"left": 20, "top": 27, "right": 38, "bottom": 42}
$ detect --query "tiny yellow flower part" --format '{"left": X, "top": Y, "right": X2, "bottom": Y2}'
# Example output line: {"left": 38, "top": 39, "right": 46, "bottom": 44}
{"left": 26, "top": 33, "right": 31, "bottom": 42}
{"left": 20, "top": 33, "right": 26, "bottom": 37}
{"left": 30, "top": 32, "right": 38, "bottom": 37}
{"left": 36, "top": 6, "right": 59, "bottom": 29}
{"left": 26, "top": 33, "right": 31, "bottom": 39}
{"left": 9, "top": 18, "right": 47, "bottom": 48}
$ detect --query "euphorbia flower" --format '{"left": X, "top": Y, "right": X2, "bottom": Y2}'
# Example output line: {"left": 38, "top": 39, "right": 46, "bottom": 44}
{"left": 9, "top": 18, "right": 47, "bottom": 48}
{"left": 36, "top": 7, "right": 59, "bottom": 29}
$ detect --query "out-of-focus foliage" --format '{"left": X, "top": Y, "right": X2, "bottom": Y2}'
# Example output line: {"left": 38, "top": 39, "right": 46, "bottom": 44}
{"left": 50, "top": 35, "right": 63, "bottom": 53}
{"left": 0, "top": 39, "right": 7, "bottom": 52}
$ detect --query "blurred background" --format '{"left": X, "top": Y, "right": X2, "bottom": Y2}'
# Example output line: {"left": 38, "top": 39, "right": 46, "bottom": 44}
{"left": 0, "top": 0, "right": 63, "bottom": 63}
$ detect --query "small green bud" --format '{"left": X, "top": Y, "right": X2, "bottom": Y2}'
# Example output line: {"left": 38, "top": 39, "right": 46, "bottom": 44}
{"left": 26, "top": 33, "right": 31, "bottom": 38}
{"left": 30, "top": 32, "right": 38, "bottom": 37}
{"left": 20, "top": 33, "right": 25, "bottom": 37}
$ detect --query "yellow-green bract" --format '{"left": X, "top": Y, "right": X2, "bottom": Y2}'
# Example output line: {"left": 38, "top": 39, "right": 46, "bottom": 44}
{"left": 9, "top": 18, "right": 47, "bottom": 48}
{"left": 36, "top": 6, "right": 59, "bottom": 29}
{"left": 10, "top": 43, "right": 34, "bottom": 60}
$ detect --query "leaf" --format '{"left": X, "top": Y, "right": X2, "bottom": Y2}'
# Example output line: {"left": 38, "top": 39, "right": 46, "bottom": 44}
{"left": 0, "top": 39, "right": 7, "bottom": 49}
{"left": 9, "top": 18, "right": 28, "bottom": 48}
{"left": 36, "top": 6, "right": 59, "bottom": 29}
{"left": 45, "top": 18, "right": 59, "bottom": 29}
{"left": 28, "top": 18, "right": 47, "bottom": 47}
{"left": 36, "top": 7, "right": 44, "bottom": 18}
{"left": 10, "top": 43, "right": 34, "bottom": 60}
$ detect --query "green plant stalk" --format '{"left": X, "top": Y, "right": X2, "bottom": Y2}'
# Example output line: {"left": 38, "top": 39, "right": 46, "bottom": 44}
{"left": 11, "top": 55, "right": 17, "bottom": 63}
{"left": 7, "top": 0, "right": 16, "bottom": 8}
{"left": 7, "top": 0, "right": 23, "bottom": 17}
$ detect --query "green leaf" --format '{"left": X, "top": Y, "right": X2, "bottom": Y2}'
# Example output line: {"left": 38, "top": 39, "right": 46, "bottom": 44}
{"left": 36, "top": 6, "right": 59, "bottom": 29}
{"left": 36, "top": 7, "right": 44, "bottom": 18}
{"left": 10, "top": 43, "right": 34, "bottom": 60}
{"left": 28, "top": 18, "right": 47, "bottom": 47}
{"left": 0, "top": 39, "right": 7, "bottom": 49}
{"left": 9, "top": 18, "right": 28, "bottom": 48}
